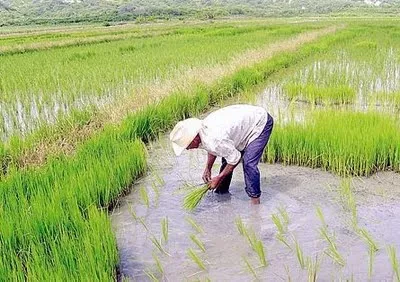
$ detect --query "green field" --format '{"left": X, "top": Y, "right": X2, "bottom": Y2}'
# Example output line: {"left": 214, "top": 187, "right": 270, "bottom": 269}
{"left": 1, "top": 18, "right": 400, "bottom": 280}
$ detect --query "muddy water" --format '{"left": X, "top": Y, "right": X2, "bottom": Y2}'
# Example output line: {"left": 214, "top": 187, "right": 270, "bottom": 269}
{"left": 111, "top": 136, "right": 400, "bottom": 281}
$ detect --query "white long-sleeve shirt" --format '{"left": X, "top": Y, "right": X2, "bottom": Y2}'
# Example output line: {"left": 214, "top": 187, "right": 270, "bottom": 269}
{"left": 199, "top": 104, "right": 269, "bottom": 165}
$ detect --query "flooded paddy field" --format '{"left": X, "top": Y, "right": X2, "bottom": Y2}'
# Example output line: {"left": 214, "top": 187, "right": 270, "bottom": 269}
{"left": 112, "top": 21, "right": 400, "bottom": 281}
{"left": 112, "top": 139, "right": 400, "bottom": 281}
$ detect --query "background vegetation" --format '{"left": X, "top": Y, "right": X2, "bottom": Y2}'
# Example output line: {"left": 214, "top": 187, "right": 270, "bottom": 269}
{"left": 1, "top": 0, "right": 400, "bottom": 26}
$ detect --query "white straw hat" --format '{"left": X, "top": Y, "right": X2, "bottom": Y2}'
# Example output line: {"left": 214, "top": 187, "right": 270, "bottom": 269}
{"left": 170, "top": 118, "right": 202, "bottom": 156}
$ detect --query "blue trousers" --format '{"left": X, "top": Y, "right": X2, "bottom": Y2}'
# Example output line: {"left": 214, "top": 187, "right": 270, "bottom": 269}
{"left": 216, "top": 113, "right": 274, "bottom": 198}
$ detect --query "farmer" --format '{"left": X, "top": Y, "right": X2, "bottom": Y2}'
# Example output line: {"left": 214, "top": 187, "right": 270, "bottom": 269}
{"left": 169, "top": 104, "right": 274, "bottom": 205}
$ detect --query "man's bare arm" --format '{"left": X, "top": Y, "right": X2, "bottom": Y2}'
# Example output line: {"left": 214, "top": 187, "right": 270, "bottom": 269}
{"left": 203, "top": 153, "right": 217, "bottom": 183}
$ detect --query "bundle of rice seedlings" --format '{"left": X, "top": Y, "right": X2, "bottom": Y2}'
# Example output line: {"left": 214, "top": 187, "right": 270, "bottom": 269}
{"left": 388, "top": 245, "right": 400, "bottom": 282}
{"left": 161, "top": 217, "right": 169, "bottom": 243}
{"left": 183, "top": 184, "right": 209, "bottom": 211}
{"left": 243, "top": 256, "right": 258, "bottom": 279}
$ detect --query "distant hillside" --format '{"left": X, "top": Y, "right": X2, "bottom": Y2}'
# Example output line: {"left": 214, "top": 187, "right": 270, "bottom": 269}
{"left": 1, "top": 0, "right": 400, "bottom": 26}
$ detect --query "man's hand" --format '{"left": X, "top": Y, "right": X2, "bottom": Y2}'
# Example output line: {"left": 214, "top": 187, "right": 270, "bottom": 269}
{"left": 202, "top": 169, "right": 211, "bottom": 183}
{"left": 208, "top": 176, "right": 222, "bottom": 190}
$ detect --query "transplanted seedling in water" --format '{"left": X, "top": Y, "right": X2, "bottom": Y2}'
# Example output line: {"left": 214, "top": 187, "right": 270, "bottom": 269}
{"left": 144, "top": 269, "right": 159, "bottom": 282}
{"left": 161, "top": 217, "right": 169, "bottom": 243}
{"left": 245, "top": 229, "right": 268, "bottom": 267}
{"left": 315, "top": 206, "right": 345, "bottom": 266}
{"left": 235, "top": 216, "right": 247, "bottom": 236}
{"left": 187, "top": 248, "right": 207, "bottom": 271}
{"left": 319, "top": 226, "right": 345, "bottom": 266}
{"left": 185, "top": 216, "right": 204, "bottom": 233}
{"left": 152, "top": 253, "right": 164, "bottom": 275}
{"left": 307, "top": 255, "right": 320, "bottom": 282}
{"left": 150, "top": 235, "right": 170, "bottom": 256}
{"left": 140, "top": 186, "right": 150, "bottom": 208}
{"left": 190, "top": 234, "right": 206, "bottom": 252}
{"left": 388, "top": 245, "right": 400, "bottom": 282}
{"left": 243, "top": 256, "right": 258, "bottom": 280}
{"left": 293, "top": 237, "right": 306, "bottom": 269}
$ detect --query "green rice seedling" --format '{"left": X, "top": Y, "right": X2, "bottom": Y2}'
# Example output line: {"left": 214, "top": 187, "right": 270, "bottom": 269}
{"left": 128, "top": 204, "right": 139, "bottom": 221}
{"left": 235, "top": 216, "right": 247, "bottom": 236}
{"left": 276, "top": 233, "right": 292, "bottom": 250}
{"left": 150, "top": 236, "right": 170, "bottom": 257}
{"left": 368, "top": 245, "right": 375, "bottom": 279}
{"left": 315, "top": 206, "right": 326, "bottom": 226}
{"left": 151, "top": 169, "right": 165, "bottom": 187}
{"left": 294, "top": 237, "right": 306, "bottom": 269}
{"left": 190, "top": 234, "right": 206, "bottom": 252}
{"left": 319, "top": 227, "right": 345, "bottom": 266}
{"left": 338, "top": 178, "right": 358, "bottom": 227}
{"left": 358, "top": 228, "right": 379, "bottom": 252}
{"left": 243, "top": 256, "right": 258, "bottom": 280}
{"left": 284, "top": 264, "right": 292, "bottom": 282}
{"left": 278, "top": 206, "right": 290, "bottom": 226}
{"left": 307, "top": 255, "right": 320, "bottom": 282}
{"left": 139, "top": 186, "right": 150, "bottom": 208}
{"left": 151, "top": 182, "right": 160, "bottom": 203}
{"left": 161, "top": 217, "right": 169, "bottom": 243}
{"left": 152, "top": 253, "right": 164, "bottom": 275}
{"left": 144, "top": 269, "right": 159, "bottom": 282}
{"left": 183, "top": 184, "right": 209, "bottom": 211}
{"left": 271, "top": 213, "right": 286, "bottom": 235}
{"left": 185, "top": 216, "right": 204, "bottom": 234}
{"left": 245, "top": 229, "right": 267, "bottom": 267}
{"left": 187, "top": 248, "right": 206, "bottom": 271}
{"left": 388, "top": 245, "right": 400, "bottom": 282}
{"left": 138, "top": 217, "right": 150, "bottom": 232}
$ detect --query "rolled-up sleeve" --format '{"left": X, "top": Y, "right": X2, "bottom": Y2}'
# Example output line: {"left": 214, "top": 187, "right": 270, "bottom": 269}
{"left": 215, "top": 138, "right": 241, "bottom": 165}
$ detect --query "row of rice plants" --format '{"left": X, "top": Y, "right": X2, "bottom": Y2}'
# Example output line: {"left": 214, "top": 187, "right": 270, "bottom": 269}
{"left": 0, "top": 26, "right": 349, "bottom": 278}
{"left": 265, "top": 109, "right": 400, "bottom": 176}
{"left": 0, "top": 22, "right": 314, "bottom": 140}
{"left": 280, "top": 21, "right": 400, "bottom": 109}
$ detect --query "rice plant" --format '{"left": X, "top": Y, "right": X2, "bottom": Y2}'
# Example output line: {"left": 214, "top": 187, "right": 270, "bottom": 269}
{"left": 185, "top": 216, "right": 204, "bottom": 234}
{"left": 338, "top": 178, "right": 358, "bottom": 227}
{"left": 294, "top": 237, "right": 306, "bottom": 269}
{"left": 144, "top": 269, "right": 159, "bottom": 282}
{"left": 358, "top": 228, "right": 379, "bottom": 252}
{"left": 235, "top": 216, "right": 247, "bottom": 236}
{"left": 272, "top": 213, "right": 287, "bottom": 235}
{"left": 319, "top": 227, "right": 345, "bottom": 266}
{"left": 187, "top": 248, "right": 206, "bottom": 271}
{"left": 152, "top": 253, "right": 164, "bottom": 275}
{"left": 368, "top": 245, "right": 376, "bottom": 279}
{"left": 150, "top": 236, "right": 170, "bottom": 257}
{"left": 183, "top": 184, "right": 209, "bottom": 211}
{"left": 139, "top": 186, "right": 150, "bottom": 208}
{"left": 138, "top": 217, "right": 150, "bottom": 232}
{"left": 190, "top": 234, "right": 206, "bottom": 252}
{"left": 245, "top": 229, "right": 268, "bottom": 267}
{"left": 243, "top": 256, "right": 258, "bottom": 280}
{"left": 161, "top": 217, "right": 169, "bottom": 243}
{"left": 388, "top": 245, "right": 400, "bottom": 282}
{"left": 307, "top": 255, "right": 320, "bottom": 282}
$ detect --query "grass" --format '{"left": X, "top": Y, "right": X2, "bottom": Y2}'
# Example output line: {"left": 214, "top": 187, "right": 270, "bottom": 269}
{"left": 183, "top": 184, "right": 209, "bottom": 211}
